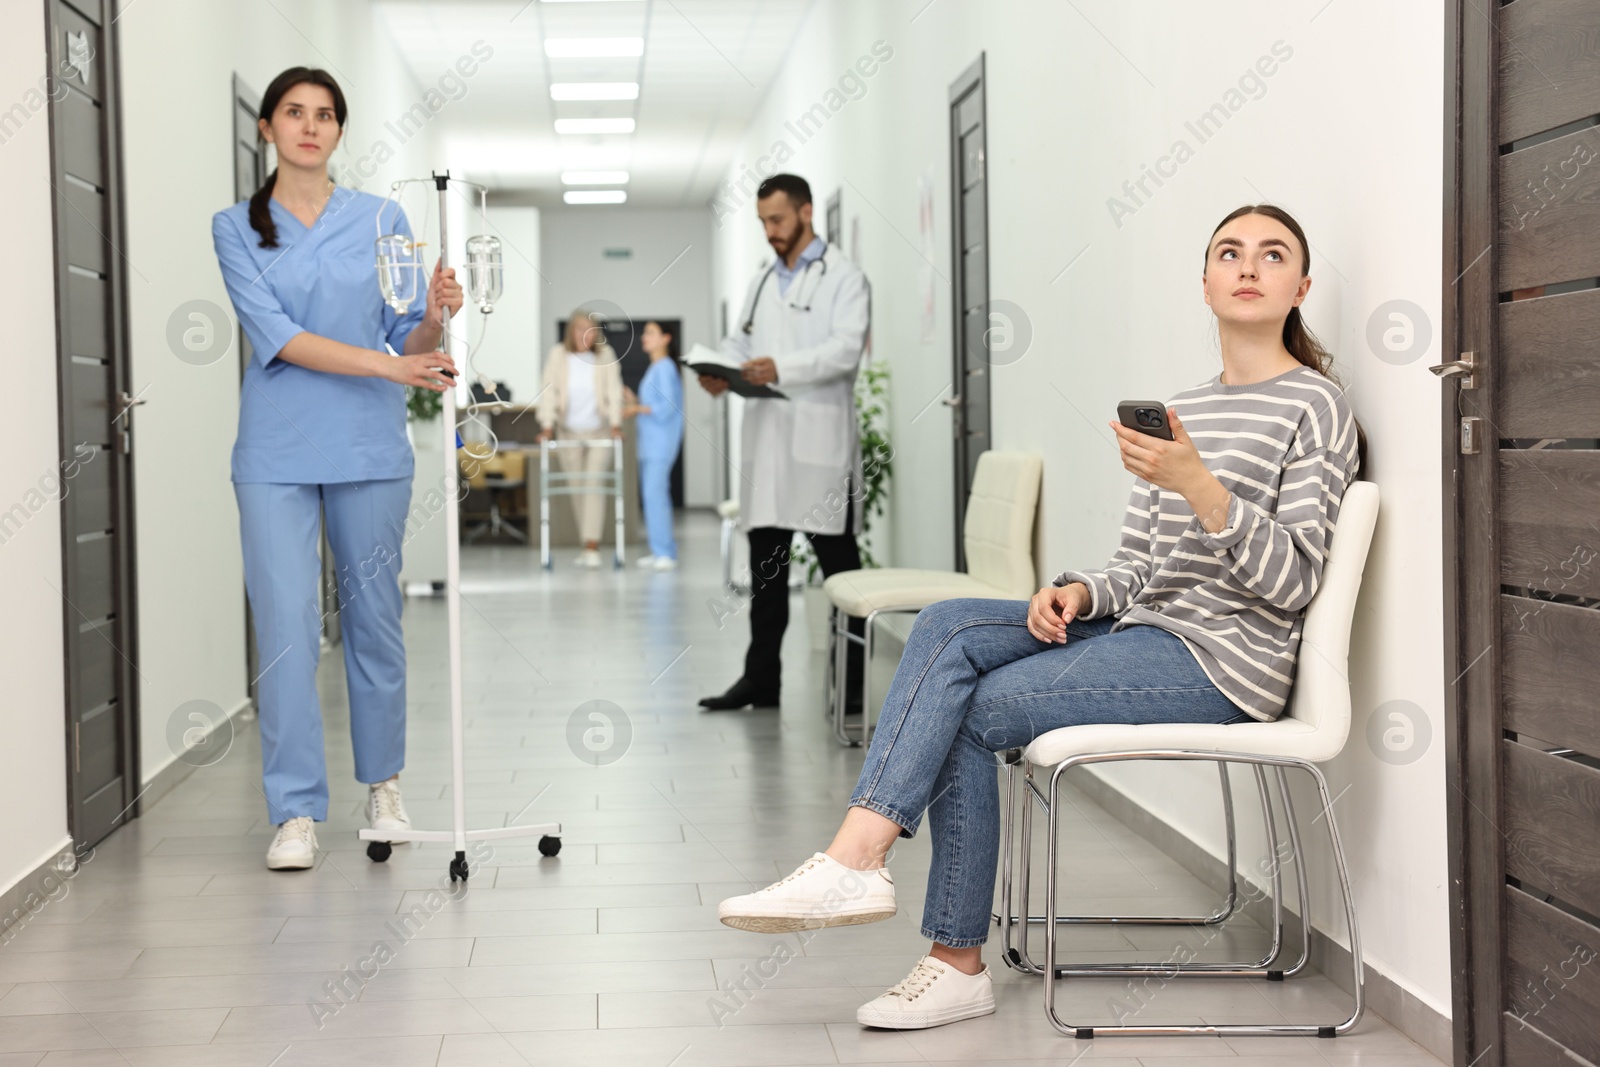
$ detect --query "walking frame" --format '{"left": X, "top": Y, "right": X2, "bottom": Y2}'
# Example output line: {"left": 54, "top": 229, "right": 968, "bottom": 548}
{"left": 539, "top": 437, "right": 625, "bottom": 570}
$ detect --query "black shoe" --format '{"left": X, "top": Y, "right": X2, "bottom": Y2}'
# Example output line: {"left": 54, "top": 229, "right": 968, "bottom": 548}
{"left": 699, "top": 678, "right": 780, "bottom": 711}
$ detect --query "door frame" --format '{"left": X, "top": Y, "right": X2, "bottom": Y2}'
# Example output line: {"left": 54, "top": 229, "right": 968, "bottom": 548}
{"left": 1442, "top": 0, "right": 1496, "bottom": 1059}
{"left": 948, "top": 53, "right": 988, "bottom": 570}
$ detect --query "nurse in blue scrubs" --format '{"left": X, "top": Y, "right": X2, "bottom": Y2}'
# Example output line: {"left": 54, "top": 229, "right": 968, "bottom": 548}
{"left": 627, "top": 321, "right": 685, "bottom": 570}
{"left": 212, "top": 67, "right": 463, "bottom": 870}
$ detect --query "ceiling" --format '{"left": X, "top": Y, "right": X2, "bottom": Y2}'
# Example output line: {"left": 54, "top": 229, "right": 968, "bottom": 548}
{"left": 373, "top": 0, "right": 815, "bottom": 208}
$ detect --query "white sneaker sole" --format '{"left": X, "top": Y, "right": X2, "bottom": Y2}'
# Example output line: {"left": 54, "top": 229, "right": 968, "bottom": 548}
{"left": 266, "top": 853, "right": 314, "bottom": 871}
{"left": 718, "top": 906, "right": 896, "bottom": 934}
{"left": 856, "top": 996, "right": 996, "bottom": 1030}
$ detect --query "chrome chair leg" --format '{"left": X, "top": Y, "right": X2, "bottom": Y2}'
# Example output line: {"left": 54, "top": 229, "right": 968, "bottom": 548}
{"left": 1273, "top": 765, "right": 1313, "bottom": 978}
{"left": 1038, "top": 752, "right": 1363, "bottom": 1038}
{"left": 997, "top": 759, "right": 1245, "bottom": 975}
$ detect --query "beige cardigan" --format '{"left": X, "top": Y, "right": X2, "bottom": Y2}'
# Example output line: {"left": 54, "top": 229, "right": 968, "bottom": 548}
{"left": 536, "top": 344, "right": 625, "bottom": 433}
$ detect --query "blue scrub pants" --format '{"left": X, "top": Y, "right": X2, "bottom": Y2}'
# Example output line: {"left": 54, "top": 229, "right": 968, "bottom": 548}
{"left": 638, "top": 454, "right": 677, "bottom": 561}
{"left": 235, "top": 479, "right": 410, "bottom": 825}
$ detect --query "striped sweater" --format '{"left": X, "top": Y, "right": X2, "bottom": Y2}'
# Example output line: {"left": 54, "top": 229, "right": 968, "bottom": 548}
{"left": 1054, "top": 366, "right": 1361, "bottom": 721}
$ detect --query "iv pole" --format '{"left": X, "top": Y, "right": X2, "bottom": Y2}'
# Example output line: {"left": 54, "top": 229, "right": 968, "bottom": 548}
{"left": 360, "top": 171, "right": 561, "bottom": 882}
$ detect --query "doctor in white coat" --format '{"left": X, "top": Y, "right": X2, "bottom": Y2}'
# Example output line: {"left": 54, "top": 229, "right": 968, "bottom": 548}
{"left": 698, "top": 173, "right": 871, "bottom": 712}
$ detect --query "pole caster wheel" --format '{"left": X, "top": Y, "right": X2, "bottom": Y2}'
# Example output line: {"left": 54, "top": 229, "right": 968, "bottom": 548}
{"left": 449, "top": 854, "right": 469, "bottom": 882}
{"left": 366, "top": 840, "right": 392, "bottom": 863}
{"left": 538, "top": 835, "right": 561, "bottom": 857}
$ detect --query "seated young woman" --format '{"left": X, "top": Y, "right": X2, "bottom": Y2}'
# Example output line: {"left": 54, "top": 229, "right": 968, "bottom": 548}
{"left": 716, "top": 203, "right": 1364, "bottom": 1031}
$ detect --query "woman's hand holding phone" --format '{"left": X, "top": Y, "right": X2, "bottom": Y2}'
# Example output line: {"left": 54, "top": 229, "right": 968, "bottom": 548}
{"left": 1110, "top": 406, "right": 1233, "bottom": 533}
{"left": 1028, "top": 583, "right": 1090, "bottom": 644}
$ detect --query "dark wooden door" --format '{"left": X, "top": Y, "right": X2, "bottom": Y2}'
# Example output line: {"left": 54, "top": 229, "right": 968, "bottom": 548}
{"left": 1445, "top": 3, "right": 1600, "bottom": 1064}
{"left": 46, "top": 0, "right": 139, "bottom": 846}
{"left": 949, "top": 55, "right": 989, "bottom": 570}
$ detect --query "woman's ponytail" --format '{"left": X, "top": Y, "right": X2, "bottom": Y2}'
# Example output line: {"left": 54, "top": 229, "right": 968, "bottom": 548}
{"left": 248, "top": 169, "right": 280, "bottom": 249}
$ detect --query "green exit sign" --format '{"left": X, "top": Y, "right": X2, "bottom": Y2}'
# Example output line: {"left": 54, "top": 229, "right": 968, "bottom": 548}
{"left": 603, "top": 248, "right": 632, "bottom": 259}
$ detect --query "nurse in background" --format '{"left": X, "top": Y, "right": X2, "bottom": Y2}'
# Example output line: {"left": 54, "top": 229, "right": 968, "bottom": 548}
{"left": 212, "top": 67, "right": 462, "bottom": 870}
{"left": 625, "top": 321, "right": 685, "bottom": 570}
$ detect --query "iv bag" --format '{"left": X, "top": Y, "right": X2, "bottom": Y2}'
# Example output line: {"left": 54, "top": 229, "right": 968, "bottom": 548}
{"left": 376, "top": 234, "right": 421, "bottom": 314}
{"left": 465, "top": 235, "right": 503, "bottom": 313}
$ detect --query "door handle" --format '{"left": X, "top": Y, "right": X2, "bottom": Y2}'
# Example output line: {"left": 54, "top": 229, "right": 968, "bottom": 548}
{"left": 1428, "top": 351, "right": 1477, "bottom": 389}
{"left": 942, "top": 394, "right": 962, "bottom": 406}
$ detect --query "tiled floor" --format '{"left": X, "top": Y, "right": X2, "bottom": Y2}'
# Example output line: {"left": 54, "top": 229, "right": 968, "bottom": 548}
{"left": 0, "top": 513, "right": 1447, "bottom": 1065}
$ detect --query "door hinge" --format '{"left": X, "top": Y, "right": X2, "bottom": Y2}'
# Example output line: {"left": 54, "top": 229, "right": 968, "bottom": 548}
{"left": 1460, "top": 415, "right": 1483, "bottom": 455}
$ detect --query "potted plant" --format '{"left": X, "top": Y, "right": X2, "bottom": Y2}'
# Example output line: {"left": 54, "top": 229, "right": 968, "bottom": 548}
{"left": 799, "top": 362, "right": 893, "bottom": 651}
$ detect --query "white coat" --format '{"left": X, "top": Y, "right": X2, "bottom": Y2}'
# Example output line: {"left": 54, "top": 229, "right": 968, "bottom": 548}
{"left": 721, "top": 244, "right": 870, "bottom": 535}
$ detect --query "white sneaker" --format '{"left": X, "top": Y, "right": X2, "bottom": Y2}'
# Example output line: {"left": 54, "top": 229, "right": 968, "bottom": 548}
{"left": 368, "top": 778, "right": 410, "bottom": 840}
{"left": 856, "top": 956, "right": 995, "bottom": 1030}
{"left": 635, "top": 555, "right": 658, "bottom": 568}
{"left": 718, "top": 852, "right": 895, "bottom": 933}
{"left": 576, "top": 549, "right": 602, "bottom": 568}
{"left": 652, "top": 557, "right": 678, "bottom": 571}
{"left": 266, "top": 817, "right": 317, "bottom": 870}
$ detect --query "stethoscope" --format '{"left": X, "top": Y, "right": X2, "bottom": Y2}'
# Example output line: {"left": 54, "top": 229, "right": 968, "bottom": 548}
{"left": 741, "top": 242, "right": 829, "bottom": 334}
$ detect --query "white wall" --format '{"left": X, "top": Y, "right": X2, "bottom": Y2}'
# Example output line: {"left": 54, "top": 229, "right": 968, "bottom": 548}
{"left": 117, "top": 0, "right": 449, "bottom": 785}
{"left": 464, "top": 203, "right": 541, "bottom": 407}
{"left": 541, "top": 208, "right": 721, "bottom": 507}
{"left": 712, "top": 0, "right": 1450, "bottom": 1016}
{"left": 0, "top": 0, "right": 72, "bottom": 894}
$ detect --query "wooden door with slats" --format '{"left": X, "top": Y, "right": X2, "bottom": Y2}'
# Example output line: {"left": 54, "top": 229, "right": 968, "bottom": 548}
{"left": 1445, "top": 2, "right": 1600, "bottom": 1065}
{"left": 46, "top": 0, "right": 138, "bottom": 846}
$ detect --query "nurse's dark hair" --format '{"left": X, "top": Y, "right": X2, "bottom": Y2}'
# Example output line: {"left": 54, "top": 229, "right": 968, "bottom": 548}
{"left": 756, "top": 173, "right": 811, "bottom": 207}
{"left": 1205, "top": 203, "right": 1367, "bottom": 472}
{"left": 644, "top": 321, "right": 680, "bottom": 363}
{"left": 248, "top": 67, "right": 348, "bottom": 249}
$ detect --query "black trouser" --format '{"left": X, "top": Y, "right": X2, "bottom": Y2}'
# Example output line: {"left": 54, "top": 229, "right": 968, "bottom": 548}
{"left": 744, "top": 520, "right": 864, "bottom": 698}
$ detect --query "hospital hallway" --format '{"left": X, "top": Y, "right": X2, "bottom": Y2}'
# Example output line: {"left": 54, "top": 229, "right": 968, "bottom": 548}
{"left": 0, "top": 513, "right": 1440, "bottom": 1064}
{"left": 10, "top": 0, "right": 1596, "bottom": 1062}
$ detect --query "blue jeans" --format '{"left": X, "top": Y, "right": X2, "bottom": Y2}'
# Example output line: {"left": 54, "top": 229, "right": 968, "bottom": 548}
{"left": 638, "top": 455, "right": 676, "bottom": 560}
{"left": 849, "top": 598, "right": 1247, "bottom": 948}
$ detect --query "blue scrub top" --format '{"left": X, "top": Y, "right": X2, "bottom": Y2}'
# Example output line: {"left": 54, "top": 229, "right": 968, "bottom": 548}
{"left": 213, "top": 187, "right": 425, "bottom": 485}
{"left": 636, "top": 358, "right": 684, "bottom": 460}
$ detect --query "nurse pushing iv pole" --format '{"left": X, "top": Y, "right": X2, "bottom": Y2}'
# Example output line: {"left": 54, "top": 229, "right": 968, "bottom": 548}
{"left": 363, "top": 171, "right": 561, "bottom": 881}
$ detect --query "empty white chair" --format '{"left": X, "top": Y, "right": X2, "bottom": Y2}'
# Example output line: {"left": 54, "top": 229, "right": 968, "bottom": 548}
{"left": 1003, "top": 479, "right": 1379, "bottom": 1039}
{"left": 822, "top": 451, "right": 1041, "bottom": 744}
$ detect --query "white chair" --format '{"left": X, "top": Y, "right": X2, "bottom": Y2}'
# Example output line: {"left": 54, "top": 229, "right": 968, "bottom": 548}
{"left": 822, "top": 451, "right": 1042, "bottom": 745}
{"left": 1002, "top": 479, "right": 1379, "bottom": 1039}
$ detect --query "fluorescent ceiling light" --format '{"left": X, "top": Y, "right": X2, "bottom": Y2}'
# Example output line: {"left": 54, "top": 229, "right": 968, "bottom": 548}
{"left": 545, "top": 37, "right": 643, "bottom": 58}
{"left": 562, "top": 170, "right": 630, "bottom": 185}
{"left": 565, "top": 190, "right": 627, "bottom": 204}
{"left": 560, "top": 146, "right": 630, "bottom": 168}
{"left": 550, "top": 82, "right": 639, "bottom": 101}
{"left": 554, "top": 117, "right": 636, "bottom": 135}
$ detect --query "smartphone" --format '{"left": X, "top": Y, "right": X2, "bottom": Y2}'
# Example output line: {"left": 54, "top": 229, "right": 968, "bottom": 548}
{"left": 1117, "top": 401, "right": 1175, "bottom": 441}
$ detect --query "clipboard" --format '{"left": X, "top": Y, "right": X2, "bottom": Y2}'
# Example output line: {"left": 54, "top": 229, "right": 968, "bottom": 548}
{"left": 687, "top": 344, "right": 787, "bottom": 399}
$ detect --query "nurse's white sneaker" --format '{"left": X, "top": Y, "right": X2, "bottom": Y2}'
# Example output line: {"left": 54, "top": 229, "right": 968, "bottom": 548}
{"left": 718, "top": 852, "right": 895, "bottom": 932}
{"left": 368, "top": 778, "right": 410, "bottom": 839}
{"left": 635, "top": 555, "right": 658, "bottom": 568}
{"left": 577, "top": 549, "right": 602, "bottom": 568}
{"left": 856, "top": 956, "right": 995, "bottom": 1030}
{"left": 266, "top": 817, "right": 317, "bottom": 871}
{"left": 652, "top": 557, "right": 678, "bottom": 571}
